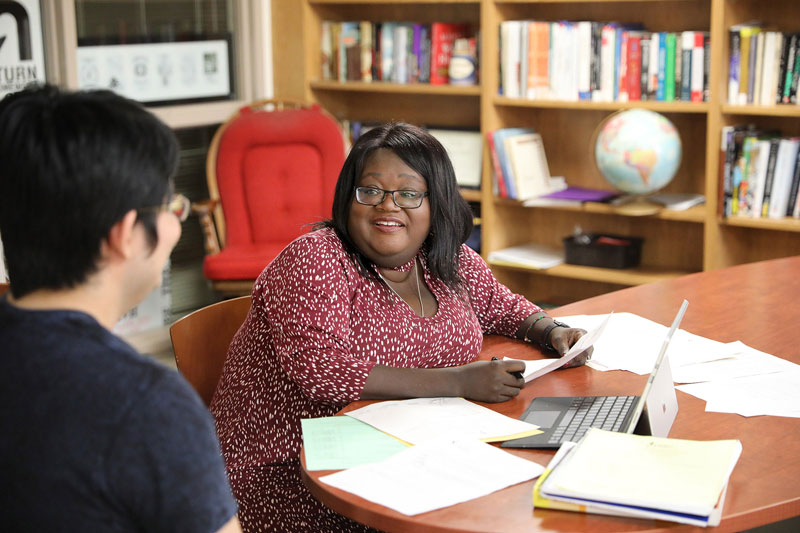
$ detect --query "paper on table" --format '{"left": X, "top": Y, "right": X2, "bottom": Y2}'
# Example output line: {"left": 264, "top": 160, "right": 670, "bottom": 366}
{"left": 677, "top": 367, "right": 800, "bottom": 418}
{"left": 345, "top": 397, "right": 541, "bottom": 445}
{"left": 671, "top": 342, "right": 797, "bottom": 384}
{"left": 559, "top": 313, "right": 739, "bottom": 375}
{"left": 319, "top": 439, "right": 545, "bottom": 516}
{"left": 504, "top": 312, "right": 611, "bottom": 382}
{"left": 301, "top": 416, "right": 409, "bottom": 471}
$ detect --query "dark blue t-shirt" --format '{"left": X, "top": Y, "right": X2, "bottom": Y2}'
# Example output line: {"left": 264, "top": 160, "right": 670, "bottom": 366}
{"left": 0, "top": 298, "right": 237, "bottom": 532}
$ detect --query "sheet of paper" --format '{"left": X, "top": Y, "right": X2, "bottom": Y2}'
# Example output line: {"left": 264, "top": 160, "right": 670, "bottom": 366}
{"left": 345, "top": 397, "right": 541, "bottom": 445}
{"left": 504, "top": 313, "right": 611, "bottom": 382}
{"left": 671, "top": 342, "right": 797, "bottom": 384}
{"left": 320, "top": 439, "right": 545, "bottom": 515}
{"left": 677, "top": 368, "right": 800, "bottom": 418}
{"left": 542, "top": 428, "right": 741, "bottom": 516}
{"left": 559, "top": 313, "right": 739, "bottom": 375}
{"left": 301, "top": 416, "right": 408, "bottom": 471}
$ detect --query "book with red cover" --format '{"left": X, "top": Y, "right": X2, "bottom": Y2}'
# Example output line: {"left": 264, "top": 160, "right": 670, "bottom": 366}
{"left": 626, "top": 33, "right": 643, "bottom": 101}
{"left": 430, "top": 22, "right": 469, "bottom": 85}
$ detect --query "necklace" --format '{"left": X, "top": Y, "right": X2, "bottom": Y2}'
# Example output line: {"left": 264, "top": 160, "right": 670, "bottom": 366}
{"left": 381, "top": 258, "right": 425, "bottom": 317}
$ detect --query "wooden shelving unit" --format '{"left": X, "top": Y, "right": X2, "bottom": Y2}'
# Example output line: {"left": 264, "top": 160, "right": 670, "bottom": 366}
{"left": 287, "top": 0, "right": 800, "bottom": 306}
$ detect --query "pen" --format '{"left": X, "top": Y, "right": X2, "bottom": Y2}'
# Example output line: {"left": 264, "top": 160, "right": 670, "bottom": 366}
{"left": 491, "top": 356, "right": 524, "bottom": 380}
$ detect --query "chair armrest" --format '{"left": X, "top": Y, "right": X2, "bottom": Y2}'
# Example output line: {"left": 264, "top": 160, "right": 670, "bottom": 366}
{"left": 192, "top": 199, "right": 221, "bottom": 255}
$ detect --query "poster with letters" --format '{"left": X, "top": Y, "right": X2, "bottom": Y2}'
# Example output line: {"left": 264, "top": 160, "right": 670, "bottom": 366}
{"left": 0, "top": 0, "right": 47, "bottom": 97}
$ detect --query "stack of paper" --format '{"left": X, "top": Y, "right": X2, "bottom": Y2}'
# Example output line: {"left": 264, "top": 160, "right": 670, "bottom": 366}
{"left": 487, "top": 242, "right": 564, "bottom": 269}
{"left": 534, "top": 428, "right": 742, "bottom": 527}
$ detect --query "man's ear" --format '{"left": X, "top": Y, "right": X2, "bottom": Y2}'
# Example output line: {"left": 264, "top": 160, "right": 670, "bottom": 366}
{"left": 104, "top": 210, "right": 139, "bottom": 260}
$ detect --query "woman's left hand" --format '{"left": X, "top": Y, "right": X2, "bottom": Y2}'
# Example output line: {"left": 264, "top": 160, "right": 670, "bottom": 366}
{"left": 547, "top": 327, "right": 593, "bottom": 368}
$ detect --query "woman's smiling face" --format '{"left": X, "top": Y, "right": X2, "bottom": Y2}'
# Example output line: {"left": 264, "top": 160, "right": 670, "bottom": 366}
{"left": 347, "top": 148, "right": 431, "bottom": 268}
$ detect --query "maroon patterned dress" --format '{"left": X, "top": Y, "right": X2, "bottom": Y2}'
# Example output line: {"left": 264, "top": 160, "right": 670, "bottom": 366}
{"left": 210, "top": 227, "right": 540, "bottom": 532}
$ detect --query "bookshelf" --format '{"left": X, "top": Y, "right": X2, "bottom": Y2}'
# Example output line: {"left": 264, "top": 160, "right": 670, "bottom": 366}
{"left": 287, "top": 0, "right": 800, "bottom": 306}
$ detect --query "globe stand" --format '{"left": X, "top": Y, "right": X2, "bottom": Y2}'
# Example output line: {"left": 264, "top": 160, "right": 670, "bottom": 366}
{"left": 609, "top": 194, "right": 662, "bottom": 216}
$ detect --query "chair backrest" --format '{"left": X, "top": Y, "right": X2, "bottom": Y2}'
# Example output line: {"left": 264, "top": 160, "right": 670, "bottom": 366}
{"left": 169, "top": 295, "right": 251, "bottom": 406}
{"left": 207, "top": 98, "right": 345, "bottom": 249}
{"left": 0, "top": 283, "right": 8, "bottom": 297}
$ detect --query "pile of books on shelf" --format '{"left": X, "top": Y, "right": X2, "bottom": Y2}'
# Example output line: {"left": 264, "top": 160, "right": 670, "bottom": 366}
{"left": 487, "top": 127, "right": 615, "bottom": 204}
{"left": 727, "top": 25, "right": 800, "bottom": 106}
{"left": 720, "top": 125, "right": 800, "bottom": 219}
{"left": 499, "top": 20, "right": 709, "bottom": 103}
{"left": 320, "top": 21, "right": 478, "bottom": 85}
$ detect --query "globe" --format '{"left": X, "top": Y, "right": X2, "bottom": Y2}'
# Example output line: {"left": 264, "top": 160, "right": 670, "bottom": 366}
{"left": 594, "top": 109, "right": 682, "bottom": 196}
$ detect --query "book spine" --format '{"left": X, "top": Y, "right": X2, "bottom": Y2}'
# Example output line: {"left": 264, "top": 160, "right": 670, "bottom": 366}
{"left": 617, "top": 30, "right": 629, "bottom": 101}
{"left": 430, "top": 23, "right": 467, "bottom": 85}
{"left": 648, "top": 32, "right": 659, "bottom": 99}
{"left": 614, "top": 28, "right": 624, "bottom": 101}
{"left": 487, "top": 131, "right": 508, "bottom": 198}
{"left": 728, "top": 29, "right": 741, "bottom": 104}
{"left": 664, "top": 33, "right": 677, "bottom": 101}
{"left": 760, "top": 138, "right": 781, "bottom": 217}
{"left": 656, "top": 33, "right": 667, "bottom": 101}
{"left": 703, "top": 33, "right": 711, "bottom": 102}
{"left": 519, "top": 21, "right": 529, "bottom": 97}
{"left": 640, "top": 37, "right": 650, "bottom": 100}
{"left": 578, "top": 21, "right": 593, "bottom": 100}
{"left": 758, "top": 32, "right": 776, "bottom": 106}
{"left": 380, "top": 22, "right": 395, "bottom": 82}
{"left": 738, "top": 27, "right": 753, "bottom": 104}
{"left": 792, "top": 35, "right": 800, "bottom": 104}
{"left": 600, "top": 24, "right": 617, "bottom": 102}
{"left": 720, "top": 126, "right": 734, "bottom": 217}
{"left": 781, "top": 34, "right": 798, "bottom": 103}
{"left": 680, "top": 31, "right": 693, "bottom": 102}
{"left": 776, "top": 32, "right": 790, "bottom": 104}
{"left": 627, "top": 34, "right": 642, "bottom": 101}
{"left": 746, "top": 29, "right": 760, "bottom": 104}
{"left": 691, "top": 32, "right": 705, "bottom": 103}
{"left": 789, "top": 147, "right": 800, "bottom": 216}
{"left": 590, "top": 22, "right": 602, "bottom": 99}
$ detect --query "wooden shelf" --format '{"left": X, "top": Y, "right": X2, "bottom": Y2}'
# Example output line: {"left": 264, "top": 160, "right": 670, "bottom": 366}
{"left": 311, "top": 80, "right": 481, "bottom": 96}
{"left": 489, "top": 260, "right": 692, "bottom": 286}
{"left": 720, "top": 104, "right": 800, "bottom": 118}
{"left": 311, "top": 0, "right": 477, "bottom": 4}
{"left": 459, "top": 188, "right": 482, "bottom": 202}
{"left": 494, "top": 96, "right": 710, "bottom": 114}
{"left": 492, "top": 199, "right": 706, "bottom": 223}
{"left": 722, "top": 216, "right": 800, "bottom": 233}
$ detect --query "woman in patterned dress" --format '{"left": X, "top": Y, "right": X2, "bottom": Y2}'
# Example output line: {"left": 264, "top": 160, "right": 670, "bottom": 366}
{"left": 210, "top": 123, "right": 592, "bottom": 532}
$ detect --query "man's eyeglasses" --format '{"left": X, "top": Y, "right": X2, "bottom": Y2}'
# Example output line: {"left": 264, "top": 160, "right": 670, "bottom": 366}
{"left": 353, "top": 186, "right": 428, "bottom": 209}
{"left": 138, "top": 193, "right": 191, "bottom": 222}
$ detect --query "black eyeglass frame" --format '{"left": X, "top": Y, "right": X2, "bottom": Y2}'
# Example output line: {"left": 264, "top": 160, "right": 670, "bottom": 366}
{"left": 353, "top": 186, "right": 429, "bottom": 209}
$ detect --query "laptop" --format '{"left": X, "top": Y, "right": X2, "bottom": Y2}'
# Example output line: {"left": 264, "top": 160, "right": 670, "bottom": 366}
{"left": 501, "top": 300, "right": 687, "bottom": 450}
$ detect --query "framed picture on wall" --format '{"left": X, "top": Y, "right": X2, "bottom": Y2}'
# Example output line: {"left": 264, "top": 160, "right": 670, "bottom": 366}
{"left": 76, "top": 36, "right": 235, "bottom": 106}
{"left": 0, "top": 0, "right": 48, "bottom": 98}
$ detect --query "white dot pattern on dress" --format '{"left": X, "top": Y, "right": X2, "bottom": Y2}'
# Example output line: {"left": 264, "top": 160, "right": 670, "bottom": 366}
{"left": 210, "top": 227, "right": 541, "bottom": 530}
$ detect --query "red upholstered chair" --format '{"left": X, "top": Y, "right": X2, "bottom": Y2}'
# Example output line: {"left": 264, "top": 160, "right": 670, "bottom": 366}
{"left": 196, "top": 99, "right": 345, "bottom": 296}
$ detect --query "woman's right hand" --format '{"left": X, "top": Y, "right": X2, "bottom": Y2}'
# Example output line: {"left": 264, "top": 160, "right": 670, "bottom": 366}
{"left": 453, "top": 360, "right": 525, "bottom": 403}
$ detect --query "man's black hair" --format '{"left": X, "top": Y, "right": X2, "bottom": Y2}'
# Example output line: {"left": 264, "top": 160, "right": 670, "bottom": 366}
{"left": 0, "top": 84, "right": 179, "bottom": 298}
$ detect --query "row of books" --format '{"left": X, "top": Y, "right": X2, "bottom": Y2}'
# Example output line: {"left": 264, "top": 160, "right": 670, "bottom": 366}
{"left": 499, "top": 20, "right": 710, "bottom": 103}
{"left": 720, "top": 125, "right": 800, "bottom": 219}
{"left": 727, "top": 26, "right": 800, "bottom": 106}
{"left": 320, "top": 21, "right": 478, "bottom": 85}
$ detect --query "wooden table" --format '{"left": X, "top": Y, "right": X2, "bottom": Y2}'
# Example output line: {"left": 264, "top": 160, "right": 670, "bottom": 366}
{"left": 302, "top": 256, "right": 800, "bottom": 532}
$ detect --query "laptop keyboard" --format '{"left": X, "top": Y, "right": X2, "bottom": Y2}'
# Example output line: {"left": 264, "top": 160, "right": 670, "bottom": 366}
{"left": 548, "top": 395, "right": 637, "bottom": 445}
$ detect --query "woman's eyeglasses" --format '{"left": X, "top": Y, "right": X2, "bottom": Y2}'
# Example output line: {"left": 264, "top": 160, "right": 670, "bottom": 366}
{"left": 353, "top": 186, "right": 428, "bottom": 209}
{"left": 138, "top": 193, "right": 191, "bottom": 222}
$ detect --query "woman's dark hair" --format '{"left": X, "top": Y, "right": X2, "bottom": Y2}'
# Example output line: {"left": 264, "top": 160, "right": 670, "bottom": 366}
{"left": 321, "top": 122, "right": 473, "bottom": 289}
{"left": 0, "top": 84, "right": 179, "bottom": 298}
